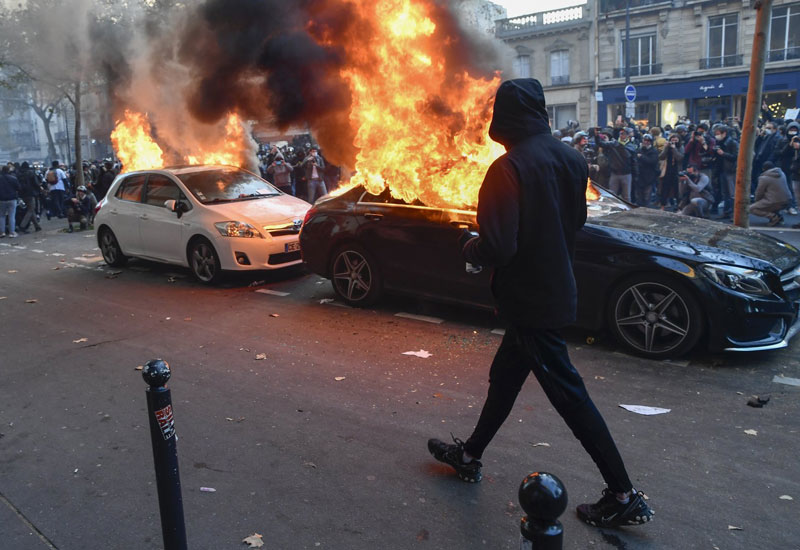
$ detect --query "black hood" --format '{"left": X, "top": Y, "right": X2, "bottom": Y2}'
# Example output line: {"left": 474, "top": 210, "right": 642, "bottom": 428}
{"left": 488, "top": 79, "right": 551, "bottom": 148}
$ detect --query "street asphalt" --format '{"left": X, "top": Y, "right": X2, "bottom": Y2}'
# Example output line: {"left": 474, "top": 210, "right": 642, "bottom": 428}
{"left": 1, "top": 215, "right": 799, "bottom": 550}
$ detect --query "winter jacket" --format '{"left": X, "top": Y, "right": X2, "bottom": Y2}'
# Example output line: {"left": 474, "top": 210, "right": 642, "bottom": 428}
{"left": 659, "top": 143, "right": 684, "bottom": 177}
{"left": 679, "top": 172, "right": 713, "bottom": 205}
{"left": 0, "top": 172, "right": 21, "bottom": 201}
{"left": 599, "top": 140, "right": 632, "bottom": 176}
{"left": 776, "top": 122, "right": 800, "bottom": 179}
{"left": 754, "top": 167, "right": 791, "bottom": 205}
{"left": 462, "top": 78, "right": 587, "bottom": 329}
{"left": 713, "top": 136, "right": 738, "bottom": 175}
{"left": 17, "top": 167, "right": 41, "bottom": 198}
{"left": 267, "top": 155, "right": 293, "bottom": 188}
{"left": 64, "top": 194, "right": 92, "bottom": 216}
{"left": 302, "top": 154, "right": 325, "bottom": 181}
{"left": 637, "top": 145, "right": 659, "bottom": 186}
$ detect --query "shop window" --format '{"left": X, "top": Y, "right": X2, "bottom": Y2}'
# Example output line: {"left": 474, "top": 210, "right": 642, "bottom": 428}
{"left": 705, "top": 14, "right": 740, "bottom": 68}
{"left": 550, "top": 50, "right": 569, "bottom": 86}
{"left": 762, "top": 91, "right": 797, "bottom": 120}
{"left": 513, "top": 55, "right": 531, "bottom": 78}
{"left": 618, "top": 32, "right": 658, "bottom": 76}
{"left": 547, "top": 104, "right": 577, "bottom": 130}
{"left": 768, "top": 4, "right": 800, "bottom": 61}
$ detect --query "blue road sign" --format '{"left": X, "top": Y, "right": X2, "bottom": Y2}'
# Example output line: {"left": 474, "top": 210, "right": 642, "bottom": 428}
{"left": 624, "top": 84, "right": 637, "bottom": 102}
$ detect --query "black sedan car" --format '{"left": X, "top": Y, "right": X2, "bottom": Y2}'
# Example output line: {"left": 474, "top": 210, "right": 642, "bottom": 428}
{"left": 300, "top": 184, "right": 800, "bottom": 358}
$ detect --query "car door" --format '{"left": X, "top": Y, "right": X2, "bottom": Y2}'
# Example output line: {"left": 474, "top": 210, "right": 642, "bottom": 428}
{"left": 138, "top": 174, "right": 187, "bottom": 263}
{"left": 108, "top": 174, "right": 146, "bottom": 255}
{"left": 354, "top": 189, "right": 445, "bottom": 294}
{"left": 436, "top": 208, "right": 494, "bottom": 306}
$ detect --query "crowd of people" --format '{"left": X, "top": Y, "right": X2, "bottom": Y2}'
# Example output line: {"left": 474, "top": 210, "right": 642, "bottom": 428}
{"left": 0, "top": 158, "right": 120, "bottom": 237}
{"left": 256, "top": 140, "right": 341, "bottom": 204}
{"left": 564, "top": 102, "right": 800, "bottom": 228}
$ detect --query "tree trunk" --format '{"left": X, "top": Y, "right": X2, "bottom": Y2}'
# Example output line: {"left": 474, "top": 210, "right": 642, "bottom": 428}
{"left": 73, "top": 81, "right": 85, "bottom": 188}
{"left": 734, "top": 0, "right": 772, "bottom": 228}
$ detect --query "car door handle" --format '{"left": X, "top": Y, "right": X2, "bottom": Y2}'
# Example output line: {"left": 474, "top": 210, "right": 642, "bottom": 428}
{"left": 365, "top": 213, "right": 383, "bottom": 221}
{"left": 450, "top": 221, "right": 474, "bottom": 230}
{"left": 139, "top": 214, "right": 149, "bottom": 220}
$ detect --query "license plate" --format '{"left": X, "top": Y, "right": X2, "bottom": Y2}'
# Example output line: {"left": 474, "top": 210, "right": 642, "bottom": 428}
{"left": 285, "top": 241, "right": 300, "bottom": 253}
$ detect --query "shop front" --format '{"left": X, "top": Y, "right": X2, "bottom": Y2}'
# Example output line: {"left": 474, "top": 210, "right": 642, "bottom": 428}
{"left": 597, "top": 69, "right": 800, "bottom": 128}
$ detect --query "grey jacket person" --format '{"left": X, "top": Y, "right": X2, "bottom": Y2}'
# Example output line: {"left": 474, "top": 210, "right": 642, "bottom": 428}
{"left": 754, "top": 167, "right": 791, "bottom": 206}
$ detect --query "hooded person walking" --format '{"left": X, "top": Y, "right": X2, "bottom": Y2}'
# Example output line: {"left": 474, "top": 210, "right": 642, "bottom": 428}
{"left": 427, "top": 79, "right": 654, "bottom": 528}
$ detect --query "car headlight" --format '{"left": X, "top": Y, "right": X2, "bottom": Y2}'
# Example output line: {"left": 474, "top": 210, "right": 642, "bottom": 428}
{"left": 700, "top": 264, "right": 772, "bottom": 296}
{"left": 214, "top": 221, "right": 263, "bottom": 238}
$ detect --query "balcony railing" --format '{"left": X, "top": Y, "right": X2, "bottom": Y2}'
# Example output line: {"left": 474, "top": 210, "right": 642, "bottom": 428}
{"left": 551, "top": 75, "right": 570, "bottom": 86}
{"left": 495, "top": 6, "right": 587, "bottom": 38}
{"left": 699, "top": 54, "right": 743, "bottom": 69}
{"left": 600, "top": 0, "right": 672, "bottom": 14}
{"left": 768, "top": 47, "right": 800, "bottom": 62}
{"left": 613, "top": 64, "right": 662, "bottom": 78}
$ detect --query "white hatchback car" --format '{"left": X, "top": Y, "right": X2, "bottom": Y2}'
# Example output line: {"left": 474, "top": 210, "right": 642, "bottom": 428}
{"left": 95, "top": 165, "right": 311, "bottom": 283}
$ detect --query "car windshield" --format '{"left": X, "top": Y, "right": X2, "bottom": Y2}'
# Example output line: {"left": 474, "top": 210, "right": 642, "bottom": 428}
{"left": 175, "top": 168, "right": 281, "bottom": 204}
{"left": 586, "top": 182, "right": 631, "bottom": 218}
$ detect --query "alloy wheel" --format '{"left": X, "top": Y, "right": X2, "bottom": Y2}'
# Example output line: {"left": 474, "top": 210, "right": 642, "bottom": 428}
{"left": 613, "top": 281, "right": 691, "bottom": 354}
{"left": 332, "top": 250, "right": 373, "bottom": 302}
{"left": 100, "top": 231, "right": 117, "bottom": 264}
{"left": 191, "top": 242, "right": 217, "bottom": 282}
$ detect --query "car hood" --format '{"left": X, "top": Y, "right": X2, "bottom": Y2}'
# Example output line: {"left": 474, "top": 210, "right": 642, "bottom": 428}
{"left": 203, "top": 194, "right": 310, "bottom": 227}
{"left": 587, "top": 208, "right": 800, "bottom": 272}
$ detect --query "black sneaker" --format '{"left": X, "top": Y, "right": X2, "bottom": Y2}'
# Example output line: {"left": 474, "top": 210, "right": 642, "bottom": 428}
{"left": 427, "top": 435, "right": 482, "bottom": 483}
{"left": 576, "top": 489, "right": 654, "bottom": 527}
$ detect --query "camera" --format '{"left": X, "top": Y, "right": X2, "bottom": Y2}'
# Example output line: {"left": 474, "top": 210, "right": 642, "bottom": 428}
{"left": 678, "top": 170, "right": 688, "bottom": 177}
{"left": 792, "top": 136, "right": 800, "bottom": 143}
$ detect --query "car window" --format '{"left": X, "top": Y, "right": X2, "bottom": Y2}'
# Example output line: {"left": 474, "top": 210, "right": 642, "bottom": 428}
{"left": 115, "top": 175, "right": 146, "bottom": 203}
{"left": 360, "top": 188, "right": 426, "bottom": 207}
{"left": 145, "top": 175, "right": 182, "bottom": 207}
{"left": 175, "top": 168, "right": 280, "bottom": 204}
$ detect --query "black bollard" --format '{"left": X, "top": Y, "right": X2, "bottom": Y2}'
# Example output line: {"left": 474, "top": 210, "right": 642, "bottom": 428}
{"left": 143, "top": 359, "right": 188, "bottom": 550}
{"left": 518, "top": 472, "right": 567, "bottom": 550}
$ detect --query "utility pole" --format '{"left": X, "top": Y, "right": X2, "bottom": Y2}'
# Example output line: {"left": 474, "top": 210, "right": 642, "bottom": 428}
{"left": 734, "top": 0, "right": 773, "bottom": 228}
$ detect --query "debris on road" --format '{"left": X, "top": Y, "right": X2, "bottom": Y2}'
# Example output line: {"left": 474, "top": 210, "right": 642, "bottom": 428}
{"left": 319, "top": 298, "right": 334, "bottom": 304}
{"left": 618, "top": 404, "right": 671, "bottom": 415}
{"left": 167, "top": 277, "right": 177, "bottom": 283}
{"left": 746, "top": 395, "right": 770, "bottom": 408}
{"left": 200, "top": 487, "right": 216, "bottom": 492}
{"left": 248, "top": 280, "right": 265, "bottom": 288}
{"left": 255, "top": 353, "right": 267, "bottom": 360}
{"left": 303, "top": 461, "right": 317, "bottom": 469}
{"left": 269, "top": 313, "right": 280, "bottom": 318}
{"left": 25, "top": 299, "right": 37, "bottom": 304}
{"left": 744, "top": 429, "right": 758, "bottom": 436}
{"left": 72, "top": 338, "right": 88, "bottom": 344}
{"left": 772, "top": 375, "right": 800, "bottom": 387}
{"left": 334, "top": 376, "right": 346, "bottom": 381}
{"left": 402, "top": 350, "right": 432, "bottom": 358}
{"left": 0, "top": 296, "right": 6, "bottom": 300}
{"left": 242, "top": 533, "right": 264, "bottom": 548}
{"left": 728, "top": 525, "right": 743, "bottom": 531}
{"left": 529, "top": 442, "right": 551, "bottom": 447}
{"left": 225, "top": 417, "right": 245, "bottom": 422}
{"left": 779, "top": 495, "right": 793, "bottom": 501}
{"left": 135, "top": 365, "right": 144, "bottom": 371}
{"left": 105, "top": 271, "right": 122, "bottom": 279}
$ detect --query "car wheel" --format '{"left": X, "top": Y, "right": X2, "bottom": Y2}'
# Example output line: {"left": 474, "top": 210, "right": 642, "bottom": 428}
{"left": 607, "top": 274, "right": 703, "bottom": 359}
{"left": 330, "top": 244, "right": 382, "bottom": 306}
{"left": 98, "top": 227, "right": 128, "bottom": 267}
{"left": 189, "top": 237, "right": 222, "bottom": 284}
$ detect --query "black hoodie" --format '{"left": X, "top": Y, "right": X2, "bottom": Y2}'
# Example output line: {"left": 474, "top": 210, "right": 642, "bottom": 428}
{"left": 463, "top": 79, "right": 588, "bottom": 329}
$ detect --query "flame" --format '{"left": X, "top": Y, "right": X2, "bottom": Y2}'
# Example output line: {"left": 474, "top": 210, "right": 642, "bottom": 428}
{"left": 112, "top": 111, "right": 251, "bottom": 173}
{"left": 110, "top": 110, "right": 165, "bottom": 172}
{"left": 338, "top": 0, "right": 505, "bottom": 209}
{"left": 586, "top": 179, "right": 600, "bottom": 201}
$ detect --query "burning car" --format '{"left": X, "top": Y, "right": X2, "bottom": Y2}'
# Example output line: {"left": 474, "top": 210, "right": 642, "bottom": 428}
{"left": 300, "top": 183, "right": 800, "bottom": 358}
{"left": 95, "top": 165, "right": 310, "bottom": 283}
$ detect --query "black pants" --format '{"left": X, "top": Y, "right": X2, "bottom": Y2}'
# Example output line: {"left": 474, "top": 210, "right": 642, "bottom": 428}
{"left": 463, "top": 326, "right": 633, "bottom": 494}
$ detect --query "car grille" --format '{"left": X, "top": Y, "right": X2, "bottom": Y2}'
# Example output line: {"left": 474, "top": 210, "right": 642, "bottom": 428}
{"left": 268, "top": 251, "right": 302, "bottom": 265}
{"left": 264, "top": 222, "right": 302, "bottom": 237}
{"left": 781, "top": 263, "right": 800, "bottom": 293}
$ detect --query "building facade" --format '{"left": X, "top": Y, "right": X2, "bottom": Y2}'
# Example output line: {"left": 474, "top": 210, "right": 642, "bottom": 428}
{"left": 495, "top": 0, "right": 800, "bottom": 130}
{"left": 597, "top": 0, "right": 800, "bottom": 128}
{"left": 494, "top": 4, "right": 597, "bottom": 129}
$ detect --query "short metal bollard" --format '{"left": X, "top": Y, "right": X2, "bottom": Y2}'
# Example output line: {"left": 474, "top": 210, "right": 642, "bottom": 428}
{"left": 143, "top": 359, "right": 188, "bottom": 550}
{"left": 519, "top": 471, "right": 567, "bottom": 550}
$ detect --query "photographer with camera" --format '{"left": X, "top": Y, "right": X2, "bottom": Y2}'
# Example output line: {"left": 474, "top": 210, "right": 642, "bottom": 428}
{"left": 750, "top": 161, "right": 791, "bottom": 226}
{"left": 636, "top": 134, "right": 659, "bottom": 207}
{"left": 776, "top": 121, "right": 799, "bottom": 215}
{"left": 597, "top": 129, "right": 633, "bottom": 202}
{"left": 658, "top": 133, "right": 684, "bottom": 211}
{"left": 788, "top": 132, "right": 800, "bottom": 228}
{"left": 267, "top": 152, "right": 295, "bottom": 195}
{"left": 678, "top": 164, "right": 713, "bottom": 218}
{"left": 712, "top": 125, "right": 738, "bottom": 218}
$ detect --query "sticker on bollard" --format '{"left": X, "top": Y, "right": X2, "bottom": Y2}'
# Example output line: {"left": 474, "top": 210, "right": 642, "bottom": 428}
{"left": 155, "top": 404, "right": 176, "bottom": 440}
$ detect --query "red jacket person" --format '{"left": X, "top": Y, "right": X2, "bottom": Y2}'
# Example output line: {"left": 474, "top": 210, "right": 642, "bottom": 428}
{"left": 427, "top": 79, "right": 654, "bottom": 529}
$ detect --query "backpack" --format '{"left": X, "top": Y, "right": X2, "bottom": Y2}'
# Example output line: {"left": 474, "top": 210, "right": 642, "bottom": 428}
{"left": 45, "top": 169, "right": 57, "bottom": 184}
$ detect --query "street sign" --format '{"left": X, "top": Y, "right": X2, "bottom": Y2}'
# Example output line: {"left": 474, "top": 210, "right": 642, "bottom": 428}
{"left": 625, "top": 101, "right": 636, "bottom": 118}
{"left": 624, "top": 84, "right": 637, "bottom": 102}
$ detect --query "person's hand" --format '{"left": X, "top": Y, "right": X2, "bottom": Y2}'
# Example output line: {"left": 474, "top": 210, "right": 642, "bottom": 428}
{"left": 716, "top": 148, "right": 724, "bottom": 156}
{"left": 458, "top": 228, "right": 476, "bottom": 250}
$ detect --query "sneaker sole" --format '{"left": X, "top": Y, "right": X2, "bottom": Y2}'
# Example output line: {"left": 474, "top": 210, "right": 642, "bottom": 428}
{"left": 427, "top": 441, "right": 482, "bottom": 483}
{"left": 579, "top": 508, "right": 655, "bottom": 528}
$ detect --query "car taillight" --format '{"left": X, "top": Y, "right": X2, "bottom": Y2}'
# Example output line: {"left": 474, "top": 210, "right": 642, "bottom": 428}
{"left": 94, "top": 198, "right": 106, "bottom": 215}
{"left": 302, "top": 206, "right": 317, "bottom": 227}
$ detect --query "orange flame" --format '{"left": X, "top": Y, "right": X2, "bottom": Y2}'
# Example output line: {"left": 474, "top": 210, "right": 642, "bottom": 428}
{"left": 110, "top": 110, "right": 165, "bottom": 172}
{"left": 111, "top": 111, "right": 251, "bottom": 173}
{"left": 339, "top": 0, "right": 505, "bottom": 209}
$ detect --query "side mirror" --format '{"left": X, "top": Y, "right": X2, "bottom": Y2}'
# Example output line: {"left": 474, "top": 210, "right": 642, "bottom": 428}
{"left": 164, "top": 199, "right": 177, "bottom": 212}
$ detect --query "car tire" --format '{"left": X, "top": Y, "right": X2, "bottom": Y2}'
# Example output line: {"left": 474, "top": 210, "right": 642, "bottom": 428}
{"left": 329, "top": 243, "right": 382, "bottom": 306}
{"left": 607, "top": 273, "right": 703, "bottom": 359}
{"left": 98, "top": 227, "right": 128, "bottom": 267}
{"left": 188, "top": 237, "right": 223, "bottom": 284}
